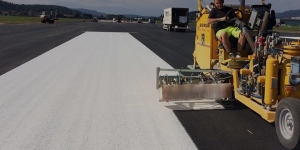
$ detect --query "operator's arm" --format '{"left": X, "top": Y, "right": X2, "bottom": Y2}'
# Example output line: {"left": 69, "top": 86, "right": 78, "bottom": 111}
{"left": 207, "top": 17, "right": 226, "bottom": 24}
{"left": 207, "top": 8, "right": 227, "bottom": 25}
{"left": 207, "top": 8, "right": 229, "bottom": 24}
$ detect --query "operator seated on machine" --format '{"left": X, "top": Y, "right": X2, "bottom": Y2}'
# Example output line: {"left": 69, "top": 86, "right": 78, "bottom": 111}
{"left": 207, "top": 0, "right": 246, "bottom": 58}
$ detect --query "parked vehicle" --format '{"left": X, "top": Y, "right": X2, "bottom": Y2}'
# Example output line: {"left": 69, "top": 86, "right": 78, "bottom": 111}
{"left": 40, "top": 8, "right": 59, "bottom": 24}
{"left": 162, "top": 8, "right": 189, "bottom": 31}
{"left": 91, "top": 17, "right": 98, "bottom": 22}
{"left": 137, "top": 18, "right": 142, "bottom": 23}
{"left": 148, "top": 19, "right": 155, "bottom": 24}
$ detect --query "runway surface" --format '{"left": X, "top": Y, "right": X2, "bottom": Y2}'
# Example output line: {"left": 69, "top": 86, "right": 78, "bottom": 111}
{"left": 0, "top": 22, "right": 298, "bottom": 149}
{"left": 0, "top": 31, "right": 197, "bottom": 149}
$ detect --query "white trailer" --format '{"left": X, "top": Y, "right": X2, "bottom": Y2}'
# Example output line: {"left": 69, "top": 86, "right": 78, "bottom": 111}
{"left": 163, "top": 8, "right": 189, "bottom": 31}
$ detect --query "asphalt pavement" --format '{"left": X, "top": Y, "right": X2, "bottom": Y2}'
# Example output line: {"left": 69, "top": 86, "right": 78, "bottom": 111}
{"left": 0, "top": 21, "right": 297, "bottom": 150}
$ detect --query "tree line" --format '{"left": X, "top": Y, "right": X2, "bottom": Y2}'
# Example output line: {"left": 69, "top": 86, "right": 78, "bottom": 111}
{"left": 0, "top": 0, "right": 200, "bottom": 20}
{"left": 0, "top": 0, "right": 90, "bottom": 18}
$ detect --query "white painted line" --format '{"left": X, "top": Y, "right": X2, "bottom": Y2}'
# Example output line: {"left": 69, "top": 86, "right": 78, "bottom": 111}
{"left": 280, "top": 36, "right": 300, "bottom": 40}
{"left": 247, "top": 130, "right": 253, "bottom": 135}
{"left": 0, "top": 32, "right": 197, "bottom": 150}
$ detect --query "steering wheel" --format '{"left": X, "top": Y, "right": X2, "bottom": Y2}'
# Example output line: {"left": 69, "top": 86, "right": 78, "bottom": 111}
{"left": 225, "top": 9, "right": 244, "bottom": 24}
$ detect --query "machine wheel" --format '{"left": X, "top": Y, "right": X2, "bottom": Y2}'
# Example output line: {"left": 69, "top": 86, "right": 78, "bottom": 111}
{"left": 170, "top": 26, "right": 174, "bottom": 31}
{"left": 275, "top": 97, "right": 300, "bottom": 150}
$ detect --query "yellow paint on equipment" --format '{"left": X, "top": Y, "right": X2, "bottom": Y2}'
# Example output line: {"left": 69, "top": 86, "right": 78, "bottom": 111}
{"left": 232, "top": 70, "right": 275, "bottom": 122}
{"left": 239, "top": 6, "right": 245, "bottom": 22}
{"left": 218, "top": 49, "right": 232, "bottom": 71}
{"left": 193, "top": 14, "right": 218, "bottom": 69}
{"left": 248, "top": 55, "right": 254, "bottom": 72}
{"left": 278, "top": 56, "right": 300, "bottom": 99}
{"left": 264, "top": 57, "right": 278, "bottom": 106}
{"left": 198, "top": 0, "right": 203, "bottom": 11}
{"left": 158, "top": 1, "right": 300, "bottom": 149}
{"left": 240, "top": 69, "right": 251, "bottom": 75}
{"left": 290, "top": 41, "right": 300, "bottom": 45}
{"left": 283, "top": 45, "right": 300, "bottom": 55}
{"left": 257, "top": 76, "right": 265, "bottom": 83}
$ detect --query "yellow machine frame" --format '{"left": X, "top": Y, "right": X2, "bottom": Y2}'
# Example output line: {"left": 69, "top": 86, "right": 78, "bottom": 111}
{"left": 158, "top": 0, "right": 300, "bottom": 149}
{"left": 194, "top": 0, "right": 289, "bottom": 123}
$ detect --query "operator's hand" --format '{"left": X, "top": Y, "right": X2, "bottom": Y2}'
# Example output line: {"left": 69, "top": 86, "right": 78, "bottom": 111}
{"left": 221, "top": 16, "right": 229, "bottom": 21}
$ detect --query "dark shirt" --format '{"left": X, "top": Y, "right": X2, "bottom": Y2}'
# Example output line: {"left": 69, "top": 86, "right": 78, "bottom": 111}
{"left": 208, "top": 6, "right": 233, "bottom": 19}
{"left": 208, "top": 6, "right": 234, "bottom": 33}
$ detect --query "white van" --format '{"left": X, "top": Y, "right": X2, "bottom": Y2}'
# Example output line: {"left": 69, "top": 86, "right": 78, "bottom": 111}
{"left": 137, "top": 18, "right": 142, "bottom": 23}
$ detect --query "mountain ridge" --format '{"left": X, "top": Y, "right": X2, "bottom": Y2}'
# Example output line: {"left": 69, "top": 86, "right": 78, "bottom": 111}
{"left": 0, "top": 0, "right": 299, "bottom": 19}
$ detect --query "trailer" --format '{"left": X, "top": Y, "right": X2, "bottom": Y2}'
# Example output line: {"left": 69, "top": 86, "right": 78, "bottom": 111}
{"left": 40, "top": 9, "right": 59, "bottom": 24}
{"left": 163, "top": 8, "right": 189, "bottom": 31}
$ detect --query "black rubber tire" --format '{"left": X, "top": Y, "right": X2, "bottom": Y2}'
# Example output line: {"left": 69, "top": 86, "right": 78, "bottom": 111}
{"left": 170, "top": 26, "right": 174, "bottom": 31}
{"left": 168, "top": 25, "right": 171, "bottom": 31}
{"left": 275, "top": 97, "right": 300, "bottom": 150}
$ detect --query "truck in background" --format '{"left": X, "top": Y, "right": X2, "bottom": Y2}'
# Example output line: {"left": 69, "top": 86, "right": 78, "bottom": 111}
{"left": 148, "top": 19, "right": 155, "bottom": 24}
{"left": 137, "top": 18, "right": 142, "bottom": 23}
{"left": 163, "top": 8, "right": 189, "bottom": 31}
{"left": 40, "top": 8, "right": 59, "bottom": 24}
{"left": 91, "top": 17, "right": 98, "bottom": 22}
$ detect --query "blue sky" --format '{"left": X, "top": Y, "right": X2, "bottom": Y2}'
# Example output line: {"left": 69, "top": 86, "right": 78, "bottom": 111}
{"left": 5, "top": 0, "right": 300, "bottom": 16}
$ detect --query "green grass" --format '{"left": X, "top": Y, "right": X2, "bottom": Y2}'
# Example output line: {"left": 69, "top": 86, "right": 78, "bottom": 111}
{"left": 2, "top": 16, "right": 299, "bottom": 33}
{"left": 0, "top": 16, "right": 82, "bottom": 24}
{"left": 0, "top": 16, "right": 39, "bottom": 24}
{"left": 273, "top": 26, "right": 300, "bottom": 33}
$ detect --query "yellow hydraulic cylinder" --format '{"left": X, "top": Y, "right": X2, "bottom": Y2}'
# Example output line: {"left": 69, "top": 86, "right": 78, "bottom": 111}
{"left": 240, "top": 69, "right": 251, "bottom": 75}
{"left": 257, "top": 76, "right": 265, "bottom": 83}
{"left": 264, "top": 57, "right": 279, "bottom": 105}
{"left": 283, "top": 45, "right": 300, "bottom": 56}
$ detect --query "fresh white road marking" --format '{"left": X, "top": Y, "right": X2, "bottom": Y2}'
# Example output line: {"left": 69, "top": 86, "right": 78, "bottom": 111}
{"left": 0, "top": 32, "right": 197, "bottom": 150}
{"left": 280, "top": 36, "right": 300, "bottom": 40}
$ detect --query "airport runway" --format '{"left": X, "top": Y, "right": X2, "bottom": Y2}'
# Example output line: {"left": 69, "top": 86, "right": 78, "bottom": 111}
{"left": 0, "top": 21, "right": 298, "bottom": 150}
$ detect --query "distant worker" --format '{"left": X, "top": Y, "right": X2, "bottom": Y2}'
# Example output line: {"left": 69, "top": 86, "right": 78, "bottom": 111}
{"left": 207, "top": 0, "right": 246, "bottom": 58}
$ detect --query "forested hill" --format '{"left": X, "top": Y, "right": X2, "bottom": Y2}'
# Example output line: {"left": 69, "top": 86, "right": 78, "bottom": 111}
{"left": 1, "top": 0, "right": 299, "bottom": 19}
{"left": 276, "top": 9, "right": 300, "bottom": 19}
{"left": 189, "top": 9, "right": 300, "bottom": 20}
{"left": 0, "top": 0, "right": 81, "bottom": 17}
